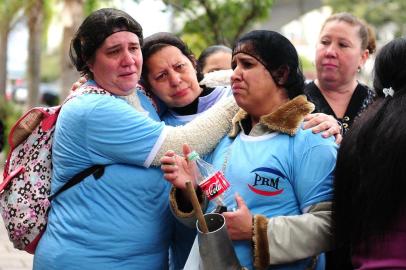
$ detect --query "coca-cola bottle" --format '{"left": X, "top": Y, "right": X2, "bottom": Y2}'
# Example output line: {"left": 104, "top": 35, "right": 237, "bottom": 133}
{"left": 187, "top": 151, "right": 234, "bottom": 213}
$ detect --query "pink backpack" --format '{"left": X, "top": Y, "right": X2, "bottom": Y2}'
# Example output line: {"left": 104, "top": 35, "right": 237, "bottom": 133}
{"left": 0, "top": 86, "right": 109, "bottom": 253}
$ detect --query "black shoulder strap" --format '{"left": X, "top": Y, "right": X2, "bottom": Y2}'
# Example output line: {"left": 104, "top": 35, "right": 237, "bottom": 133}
{"left": 48, "top": 165, "right": 105, "bottom": 201}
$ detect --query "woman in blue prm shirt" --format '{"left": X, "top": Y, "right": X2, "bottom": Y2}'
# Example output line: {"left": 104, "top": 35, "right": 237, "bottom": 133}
{"left": 162, "top": 30, "right": 338, "bottom": 270}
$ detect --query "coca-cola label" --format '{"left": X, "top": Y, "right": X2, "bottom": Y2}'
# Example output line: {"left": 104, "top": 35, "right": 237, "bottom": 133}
{"left": 199, "top": 171, "right": 230, "bottom": 200}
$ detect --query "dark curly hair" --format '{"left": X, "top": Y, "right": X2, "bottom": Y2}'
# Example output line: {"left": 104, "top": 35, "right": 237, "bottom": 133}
{"left": 141, "top": 32, "right": 200, "bottom": 90}
{"left": 69, "top": 8, "right": 143, "bottom": 79}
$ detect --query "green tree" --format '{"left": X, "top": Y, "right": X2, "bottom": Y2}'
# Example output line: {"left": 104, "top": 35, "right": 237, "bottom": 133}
{"left": 0, "top": 0, "right": 24, "bottom": 99}
{"left": 59, "top": 0, "right": 85, "bottom": 100}
{"left": 324, "top": 0, "right": 406, "bottom": 37}
{"left": 25, "top": 0, "right": 55, "bottom": 108}
{"left": 27, "top": 0, "right": 107, "bottom": 106}
{"left": 26, "top": 0, "right": 46, "bottom": 108}
{"left": 161, "top": 0, "right": 274, "bottom": 52}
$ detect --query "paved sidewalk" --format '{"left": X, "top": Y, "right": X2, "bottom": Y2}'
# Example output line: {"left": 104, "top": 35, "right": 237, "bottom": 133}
{"left": 0, "top": 152, "right": 33, "bottom": 270}
{"left": 0, "top": 219, "right": 33, "bottom": 270}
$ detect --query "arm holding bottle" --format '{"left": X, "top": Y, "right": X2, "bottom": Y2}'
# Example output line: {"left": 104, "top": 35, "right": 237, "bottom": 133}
{"left": 161, "top": 144, "right": 209, "bottom": 227}
{"left": 162, "top": 143, "right": 334, "bottom": 269}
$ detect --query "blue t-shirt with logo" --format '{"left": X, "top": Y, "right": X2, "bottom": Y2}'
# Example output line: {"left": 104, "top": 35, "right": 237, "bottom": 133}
{"left": 206, "top": 127, "right": 337, "bottom": 270}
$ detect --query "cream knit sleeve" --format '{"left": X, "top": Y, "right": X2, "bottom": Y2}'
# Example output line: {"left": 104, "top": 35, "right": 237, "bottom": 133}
{"left": 151, "top": 95, "right": 238, "bottom": 166}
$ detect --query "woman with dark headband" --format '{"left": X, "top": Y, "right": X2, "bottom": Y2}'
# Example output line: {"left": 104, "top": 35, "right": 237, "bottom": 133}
{"left": 162, "top": 30, "right": 337, "bottom": 269}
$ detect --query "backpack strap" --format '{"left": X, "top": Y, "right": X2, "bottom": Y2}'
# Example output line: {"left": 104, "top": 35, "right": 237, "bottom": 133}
{"left": 48, "top": 165, "right": 105, "bottom": 201}
{"left": 47, "top": 84, "right": 112, "bottom": 201}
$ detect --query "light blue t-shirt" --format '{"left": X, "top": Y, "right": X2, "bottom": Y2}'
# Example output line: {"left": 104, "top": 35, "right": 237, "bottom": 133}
{"left": 206, "top": 127, "right": 337, "bottom": 270}
{"left": 33, "top": 82, "right": 174, "bottom": 270}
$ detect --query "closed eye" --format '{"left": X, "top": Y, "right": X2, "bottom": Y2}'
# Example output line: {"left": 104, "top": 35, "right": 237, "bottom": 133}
{"left": 320, "top": 39, "right": 330, "bottom": 46}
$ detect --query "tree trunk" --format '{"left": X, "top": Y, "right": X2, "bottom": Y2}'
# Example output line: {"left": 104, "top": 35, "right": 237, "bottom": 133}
{"left": 60, "top": 0, "right": 84, "bottom": 100}
{"left": 27, "top": 0, "right": 44, "bottom": 109}
{"left": 0, "top": 28, "right": 9, "bottom": 99}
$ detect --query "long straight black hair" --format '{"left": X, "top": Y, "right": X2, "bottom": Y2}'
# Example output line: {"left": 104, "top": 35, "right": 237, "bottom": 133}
{"left": 333, "top": 37, "right": 406, "bottom": 255}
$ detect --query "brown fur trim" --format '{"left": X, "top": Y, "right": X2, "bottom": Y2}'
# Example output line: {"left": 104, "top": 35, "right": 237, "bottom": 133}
{"left": 169, "top": 186, "right": 206, "bottom": 218}
{"left": 253, "top": 214, "right": 270, "bottom": 270}
{"left": 229, "top": 95, "right": 315, "bottom": 137}
{"left": 169, "top": 186, "right": 195, "bottom": 218}
{"left": 261, "top": 95, "right": 315, "bottom": 136}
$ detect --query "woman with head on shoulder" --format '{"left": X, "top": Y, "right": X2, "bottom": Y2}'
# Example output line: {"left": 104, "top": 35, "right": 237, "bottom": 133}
{"left": 141, "top": 32, "right": 232, "bottom": 270}
{"left": 333, "top": 37, "right": 406, "bottom": 269}
{"left": 141, "top": 32, "right": 233, "bottom": 127}
{"left": 32, "top": 8, "right": 241, "bottom": 270}
{"left": 304, "top": 12, "right": 377, "bottom": 134}
{"left": 162, "top": 30, "right": 338, "bottom": 270}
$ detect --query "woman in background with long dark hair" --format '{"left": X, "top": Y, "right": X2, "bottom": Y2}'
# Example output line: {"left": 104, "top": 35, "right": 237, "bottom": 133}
{"left": 333, "top": 37, "right": 406, "bottom": 269}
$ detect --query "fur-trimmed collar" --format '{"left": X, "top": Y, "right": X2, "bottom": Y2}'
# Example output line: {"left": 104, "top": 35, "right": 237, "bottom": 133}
{"left": 229, "top": 95, "right": 315, "bottom": 137}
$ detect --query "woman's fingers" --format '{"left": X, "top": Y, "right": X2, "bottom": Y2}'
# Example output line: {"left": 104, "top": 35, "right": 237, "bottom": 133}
{"left": 303, "top": 113, "right": 342, "bottom": 140}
